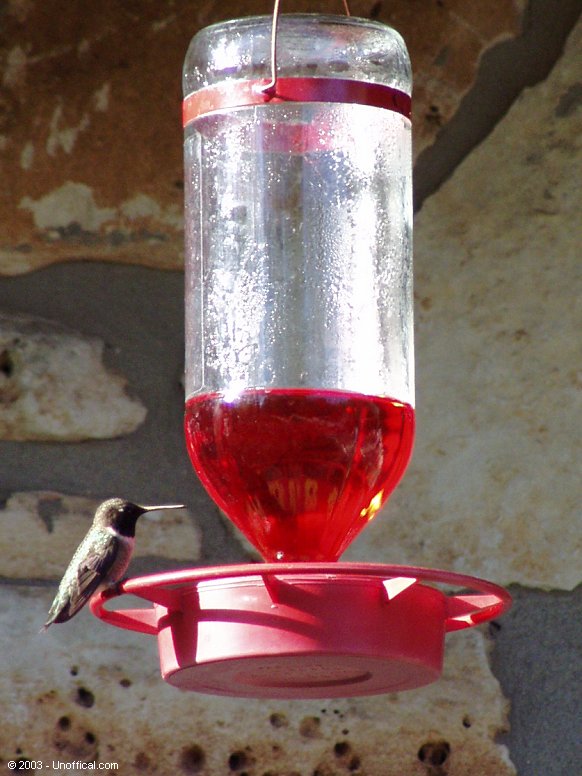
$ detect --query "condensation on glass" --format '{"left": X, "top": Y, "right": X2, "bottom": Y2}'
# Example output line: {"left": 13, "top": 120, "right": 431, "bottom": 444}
{"left": 183, "top": 14, "right": 413, "bottom": 405}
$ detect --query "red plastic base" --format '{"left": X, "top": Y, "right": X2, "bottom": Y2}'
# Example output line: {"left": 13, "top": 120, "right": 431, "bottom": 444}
{"left": 90, "top": 563, "right": 511, "bottom": 699}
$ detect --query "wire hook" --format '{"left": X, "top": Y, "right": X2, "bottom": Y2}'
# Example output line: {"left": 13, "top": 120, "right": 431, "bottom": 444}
{"left": 260, "top": 0, "right": 352, "bottom": 97}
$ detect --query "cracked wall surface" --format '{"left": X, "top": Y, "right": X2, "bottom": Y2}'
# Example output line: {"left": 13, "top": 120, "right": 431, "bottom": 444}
{"left": 0, "top": 1, "right": 580, "bottom": 775}
{"left": 0, "top": 0, "right": 523, "bottom": 273}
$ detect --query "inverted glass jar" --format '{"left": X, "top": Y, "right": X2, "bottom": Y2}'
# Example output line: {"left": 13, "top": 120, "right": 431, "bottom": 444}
{"left": 183, "top": 15, "right": 414, "bottom": 561}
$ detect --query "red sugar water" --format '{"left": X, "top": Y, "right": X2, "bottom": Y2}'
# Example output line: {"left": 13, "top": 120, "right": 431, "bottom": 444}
{"left": 185, "top": 388, "right": 414, "bottom": 561}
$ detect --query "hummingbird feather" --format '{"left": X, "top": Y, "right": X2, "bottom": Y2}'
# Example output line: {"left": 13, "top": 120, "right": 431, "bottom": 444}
{"left": 44, "top": 534, "right": 120, "bottom": 626}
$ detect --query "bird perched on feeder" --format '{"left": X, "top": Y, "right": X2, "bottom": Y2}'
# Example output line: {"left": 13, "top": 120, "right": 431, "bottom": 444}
{"left": 43, "top": 498, "right": 184, "bottom": 629}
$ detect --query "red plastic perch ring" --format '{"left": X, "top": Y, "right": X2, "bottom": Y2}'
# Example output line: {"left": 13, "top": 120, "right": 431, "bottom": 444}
{"left": 90, "top": 562, "right": 511, "bottom": 699}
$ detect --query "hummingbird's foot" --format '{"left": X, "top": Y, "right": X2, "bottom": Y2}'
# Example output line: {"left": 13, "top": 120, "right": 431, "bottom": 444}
{"left": 102, "top": 579, "right": 127, "bottom": 599}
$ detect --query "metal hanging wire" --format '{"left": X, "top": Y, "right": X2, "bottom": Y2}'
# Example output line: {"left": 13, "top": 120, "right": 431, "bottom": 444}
{"left": 260, "top": 0, "right": 352, "bottom": 95}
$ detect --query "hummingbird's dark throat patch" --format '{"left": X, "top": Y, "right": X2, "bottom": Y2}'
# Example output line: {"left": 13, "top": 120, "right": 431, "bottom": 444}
{"left": 113, "top": 514, "right": 140, "bottom": 538}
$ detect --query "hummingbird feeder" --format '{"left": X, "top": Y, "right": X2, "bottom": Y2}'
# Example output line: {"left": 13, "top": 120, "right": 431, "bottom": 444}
{"left": 91, "top": 10, "right": 510, "bottom": 698}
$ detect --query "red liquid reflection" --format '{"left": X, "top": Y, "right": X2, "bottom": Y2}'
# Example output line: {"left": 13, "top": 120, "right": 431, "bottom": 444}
{"left": 184, "top": 389, "right": 414, "bottom": 561}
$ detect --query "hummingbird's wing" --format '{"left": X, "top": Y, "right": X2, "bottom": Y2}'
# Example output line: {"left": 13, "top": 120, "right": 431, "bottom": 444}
{"left": 44, "top": 534, "right": 120, "bottom": 626}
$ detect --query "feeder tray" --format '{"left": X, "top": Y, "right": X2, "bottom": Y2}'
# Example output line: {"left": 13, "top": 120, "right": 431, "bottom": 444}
{"left": 90, "top": 562, "right": 510, "bottom": 699}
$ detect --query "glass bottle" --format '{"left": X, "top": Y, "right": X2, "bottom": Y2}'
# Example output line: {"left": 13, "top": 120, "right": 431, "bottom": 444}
{"left": 183, "top": 15, "right": 414, "bottom": 561}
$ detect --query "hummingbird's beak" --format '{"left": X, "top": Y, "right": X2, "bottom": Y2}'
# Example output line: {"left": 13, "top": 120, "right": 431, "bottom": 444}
{"left": 140, "top": 504, "right": 185, "bottom": 513}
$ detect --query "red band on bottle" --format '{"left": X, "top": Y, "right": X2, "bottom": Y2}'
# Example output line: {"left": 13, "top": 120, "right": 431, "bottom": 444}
{"left": 183, "top": 77, "right": 411, "bottom": 126}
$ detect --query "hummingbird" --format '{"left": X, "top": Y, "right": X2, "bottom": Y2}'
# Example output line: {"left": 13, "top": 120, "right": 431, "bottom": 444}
{"left": 43, "top": 498, "right": 184, "bottom": 629}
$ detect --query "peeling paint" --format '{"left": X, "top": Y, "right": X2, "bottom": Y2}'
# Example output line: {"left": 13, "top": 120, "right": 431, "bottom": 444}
{"left": 120, "top": 194, "right": 162, "bottom": 221}
{"left": 2, "top": 45, "right": 27, "bottom": 90}
{"left": 0, "top": 0, "right": 526, "bottom": 277}
{"left": 46, "top": 104, "right": 91, "bottom": 156}
{"left": 19, "top": 182, "right": 116, "bottom": 231}
{"left": 120, "top": 194, "right": 182, "bottom": 229}
{"left": 20, "top": 141, "right": 34, "bottom": 170}
{"left": 93, "top": 82, "right": 111, "bottom": 112}
{"left": 160, "top": 203, "right": 183, "bottom": 229}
